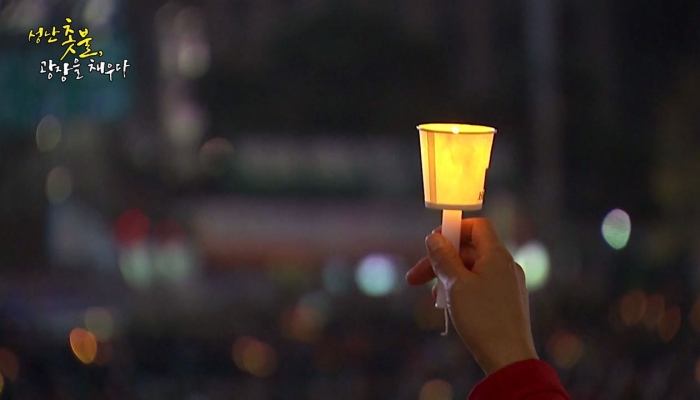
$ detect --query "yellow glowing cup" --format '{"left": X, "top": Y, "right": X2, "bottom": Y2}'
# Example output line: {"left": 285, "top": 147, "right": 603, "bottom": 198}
{"left": 418, "top": 123, "right": 496, "bottom": 211}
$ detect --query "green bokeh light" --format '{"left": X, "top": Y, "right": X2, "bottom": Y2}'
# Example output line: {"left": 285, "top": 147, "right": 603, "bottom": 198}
{"left": 601, "top": 208, "right": 631, "bottom": 250}
{"left": 355, "top": 254, "right": 398, "bottom": 297}
{"left": 514, "top": 241, "right": 550, "bottom": 291}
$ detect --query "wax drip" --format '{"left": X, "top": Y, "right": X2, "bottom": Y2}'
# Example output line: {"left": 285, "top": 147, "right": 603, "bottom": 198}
{"left": 441, "top": 308, "right": 449, "bottom": 336}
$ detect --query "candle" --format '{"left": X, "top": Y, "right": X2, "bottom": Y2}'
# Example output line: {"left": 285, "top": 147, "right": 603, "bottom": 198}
{"left": 418, "top": 123, "right": 496, "bottom": 334}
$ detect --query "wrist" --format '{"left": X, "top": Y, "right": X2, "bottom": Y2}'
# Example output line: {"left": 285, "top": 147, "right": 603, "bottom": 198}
{"left": 479, "top": 343, "right": 539, "bottom": 376}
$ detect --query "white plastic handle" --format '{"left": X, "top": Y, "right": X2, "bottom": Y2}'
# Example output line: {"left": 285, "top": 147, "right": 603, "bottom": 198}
{"left": 436, "top": 209, "right": 462, "bottom": 309}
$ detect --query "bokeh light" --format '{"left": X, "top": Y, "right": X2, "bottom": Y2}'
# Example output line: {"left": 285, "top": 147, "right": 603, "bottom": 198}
{"left": 46, "top": 166, "right": 73, "bottom": 204}
{"left": 36, "top": 115, "right": 61, "bottom": 152}
{"left": 232, "top": 336, "right": 255, "bottom": 369}
{"left": 83, "top": 0, "right": 115, "bottom": 27}
{"left": 177, "top": 35, "right": 210, "bottom": 79}
{"left": 119, "top": 246, "right": 153, "bottom": 290}
{"left": 658, "top": 306, "right": 681, "bottom": 343}
{"left": 199, "top": 137, "right": 234, "bottom": 176}
{"left": 513, "top": 240, "right": 550, "bottom": 291}
{"left": 0, "top": 348, "right": 19, "bottom": 382}
{"left": 601, "top": 208, "right": 631, "bottom": 250}
{"left": 419, "top": 379, "right": 453, "bottom": 400}
{"left": 619, "top": 290, "right": 647, "bottom": 326}
{"left": 280, "top": 305, "right": 324, "bottom": 343}
{"left": 84, "top": 307, "right": 114, "bottom": 341}
{"left": 165, "top": 100, "right": 207, "bottom": 148}
{"left": 642, "top": 294, "right": 665, "bottom": 329}
{"left": 153, "top": 242, "right": 194, "bottom": 284}
{"left": 69, "top": 328, "right": 97, "bottom": 364}
{"left": 355, "top": 253, "right": 399, "bottom": 297}
{"left": 114, "top": 209, "right": 150, "bottom": 247}
{"left": 232, "top": 337, "right": 277, "bottom": 378}
{"left": 546, "top": 331, "right": 584, "bottom": 369}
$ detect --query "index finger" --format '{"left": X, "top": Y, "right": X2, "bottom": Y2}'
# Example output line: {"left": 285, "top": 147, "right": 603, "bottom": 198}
{"left": 433, "top": 218, "right": 505, "bottom": 257}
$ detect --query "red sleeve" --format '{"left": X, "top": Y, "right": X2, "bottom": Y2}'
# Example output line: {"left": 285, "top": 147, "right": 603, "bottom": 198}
{"left": 468, "top": 359, "right": 570, "bottom": 400}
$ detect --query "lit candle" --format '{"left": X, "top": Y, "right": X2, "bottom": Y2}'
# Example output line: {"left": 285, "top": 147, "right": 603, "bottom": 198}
{"left": 418, "top": 123, "right": 496, "bottom": 334}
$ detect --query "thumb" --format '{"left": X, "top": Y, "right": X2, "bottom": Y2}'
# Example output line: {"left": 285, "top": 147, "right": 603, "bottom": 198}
{"left": 425, "top": 233, "right": 470, "bottom": 282}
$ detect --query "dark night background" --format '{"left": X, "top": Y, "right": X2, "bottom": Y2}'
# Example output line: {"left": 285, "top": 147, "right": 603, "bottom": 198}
{"left": 0, "top": 0, "right": 700, "bottom": 399}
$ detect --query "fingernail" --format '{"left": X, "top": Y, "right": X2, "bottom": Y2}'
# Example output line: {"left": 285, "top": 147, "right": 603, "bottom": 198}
{"left": 426, "top": 234, "right": 445, "bottom": 252}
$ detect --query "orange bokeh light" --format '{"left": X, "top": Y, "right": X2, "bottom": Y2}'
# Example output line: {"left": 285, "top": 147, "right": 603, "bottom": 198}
{"left": 0, "top": 348, "right": 19, "bottom": 382}
{"left": 69, "top": 328, "right": 97, "bottom": 364}
{"left": 619, "top": 290, "right": 646, "bottom": 326}
{"left": 658, "top": 306, "right": 681, "bottom": 343}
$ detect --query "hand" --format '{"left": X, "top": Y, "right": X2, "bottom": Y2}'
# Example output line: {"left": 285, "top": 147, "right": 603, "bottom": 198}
{"left": 405, "top": 218, "right": 539, "bottom": 375}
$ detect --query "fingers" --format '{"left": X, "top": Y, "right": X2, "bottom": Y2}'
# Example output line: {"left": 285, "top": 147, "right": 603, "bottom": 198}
{"left": 425, "top": 233, "right": 472, "bottom": 282}
{"left": 433, "top": 218, "right": 505, "bottom": 258}
{"left": 406, "top": 257, "right": 434, "bottom": 285}
{"left": 406, "top": 247, "right": 477, "bottom": 285}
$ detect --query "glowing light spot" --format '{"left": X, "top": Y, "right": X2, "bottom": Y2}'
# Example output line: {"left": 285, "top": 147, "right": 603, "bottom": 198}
{"left": 119, "top": 246, "right": 153, "bottom": 289}
{"left": 114, "top": 209, "right": 149, "bottom": 247}
{"left": 46, "top": 166, "right": 72, "bottom": 203}
{"left": 232, "top": 337, "right": 277, "bottom": 378}
{"left": 178, "top": 37, "right": 210, "bottom": 79}
{"left": 153, "top": 242, "right": 193, "bottom": 283}
{"left": 199, "top": 137, "right": 234, "bottom": 176}
{"left": 36, "top": 115, "right": 61, "bottom": 152}
{"left": 619, "top": 290, "right": 646, "bottom": 326}
{"left": 642, "top": 294, "right": 665, "bottom": 329}
{"left": 658, "top": 307, "right": 681, "bottom": 343}
{"left": 546, "top": 331, "right": 584, "bottom": 369}
{"left": 280, "top": 305, "right": 324, "bottom": 343}
{"left": 601, "top": 208, "right": 631, "bottom": 250}
{"left": 322, "top": 257, "right": 354, "bottom": 295}
{"left": 513, "top": 240, "right": 550, "bottom": 291}
{"left": 166, "top": 101, "right": 206, "bottom": 148}
{"left": 0, "top": 349, "right": 18, "bottom": 382}
{"left": 84, "top": 307, "right": 114, "bottom": 341}
{"left": 232, "top": 336, "right": 255, "bottom": 369}
{"left": 69, "top": 328, "right": 97, "bottom": 364}
{"left": 83, "top": 0, "right": 115, "bottom": 27}
{"left": 451, "top": 125, "right": 459, "bottom": 134}
{"left": 419, "top": 379, "right": 453, "bottom": 400}
{"left": 355, "top": 254, "right": 399, "bottom": 297}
